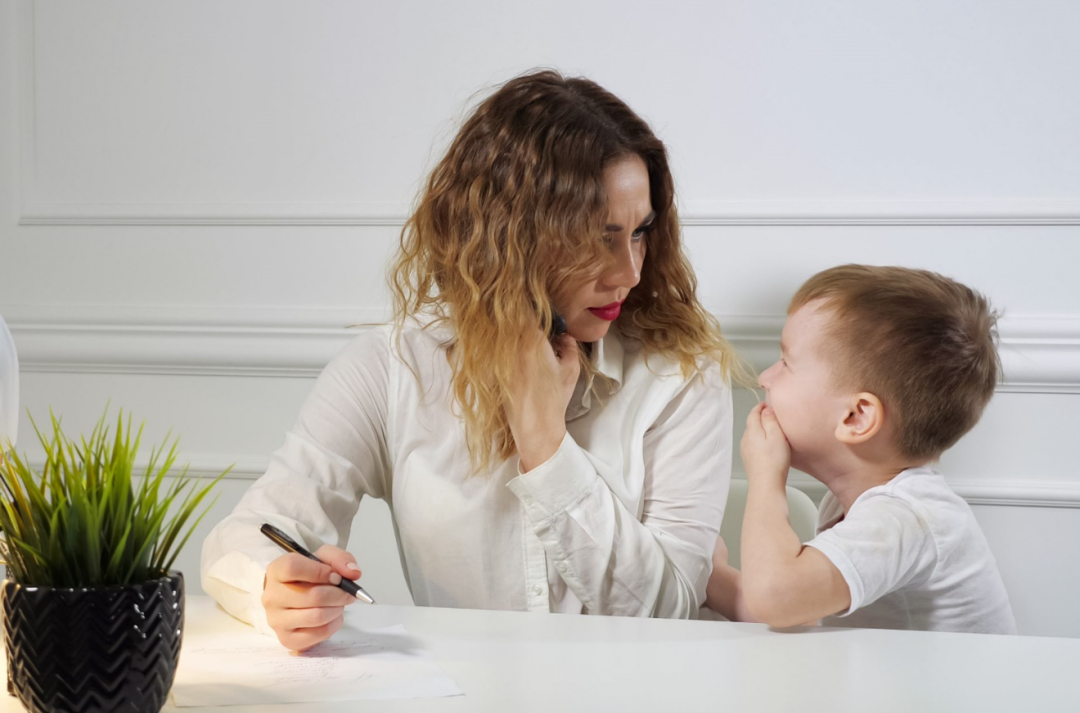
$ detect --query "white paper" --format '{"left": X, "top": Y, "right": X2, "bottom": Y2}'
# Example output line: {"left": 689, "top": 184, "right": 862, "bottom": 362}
{"left": 171, "top": 624, "right": 463, "bottom": 707}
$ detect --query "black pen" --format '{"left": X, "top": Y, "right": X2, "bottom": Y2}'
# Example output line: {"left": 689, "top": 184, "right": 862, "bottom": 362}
{"left": 260, "top": 523, "right": 376, "bottom": 604}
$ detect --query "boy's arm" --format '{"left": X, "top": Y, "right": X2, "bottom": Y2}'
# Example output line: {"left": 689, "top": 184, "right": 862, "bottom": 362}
{"left": 739, "top": 404, "right": 851, "bottom": 628}
{"left": 742, "top": 477, "right": 850, "bottom": 627}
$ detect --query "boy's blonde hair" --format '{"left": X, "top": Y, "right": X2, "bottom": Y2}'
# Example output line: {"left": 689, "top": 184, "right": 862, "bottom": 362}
{"left": 790, "top": 264, "right": 1001, "bottom": 461}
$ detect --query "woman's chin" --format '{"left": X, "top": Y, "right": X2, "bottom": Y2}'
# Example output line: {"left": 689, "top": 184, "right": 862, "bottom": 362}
{"left": 568, "top": 320, "right": 611, "bottom": 344}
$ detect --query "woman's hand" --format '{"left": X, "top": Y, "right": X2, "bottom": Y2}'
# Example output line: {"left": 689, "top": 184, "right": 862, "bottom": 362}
{"left": 705, "top": 536, "right": 760, "bottom": 623}
{"left": 504, "top": 331, "right": 581, "bottom": 472}
{"left": 261, "top": 544, "right": 362, "bottom": 651}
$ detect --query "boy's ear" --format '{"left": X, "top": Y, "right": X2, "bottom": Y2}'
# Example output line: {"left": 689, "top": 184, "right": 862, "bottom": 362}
{"left": 835, "top": 392, "right": 885, "bottom": 445}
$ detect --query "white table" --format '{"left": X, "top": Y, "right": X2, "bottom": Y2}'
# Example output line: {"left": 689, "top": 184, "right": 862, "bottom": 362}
{"left": 4, "top": 595, "right": 1079, "bottom": 712}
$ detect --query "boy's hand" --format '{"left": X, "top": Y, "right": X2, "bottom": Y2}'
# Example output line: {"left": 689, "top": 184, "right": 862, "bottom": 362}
{"left": 740, "top": 403, "right": 791, "bottom": 485}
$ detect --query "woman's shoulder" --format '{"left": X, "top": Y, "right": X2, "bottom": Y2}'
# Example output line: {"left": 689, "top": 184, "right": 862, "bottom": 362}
{"left": 609, "top": 333, "right": 731, "bottom": 419}
{"left": 336, "top": 319, "right": 452, "bottom": 361}
{"left": 615, "top": 331, "right": 729, "bottom": 390}
{"left": 335, "top": 323, "right": 394, "bottom": 362}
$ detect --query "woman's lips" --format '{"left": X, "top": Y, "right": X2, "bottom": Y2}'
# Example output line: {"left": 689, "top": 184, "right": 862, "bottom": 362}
{"left": 587, "top": 301, "right": 622, "bottom": 321}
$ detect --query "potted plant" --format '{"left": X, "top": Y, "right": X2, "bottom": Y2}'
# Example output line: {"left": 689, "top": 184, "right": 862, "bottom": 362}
{"left": 0, "top": 408, "right": 226, "bottom": 713}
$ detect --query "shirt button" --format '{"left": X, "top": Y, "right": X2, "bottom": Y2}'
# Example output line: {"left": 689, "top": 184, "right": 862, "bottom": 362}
{"left": 531, "top": 584, "right": 544, "bottom": 596}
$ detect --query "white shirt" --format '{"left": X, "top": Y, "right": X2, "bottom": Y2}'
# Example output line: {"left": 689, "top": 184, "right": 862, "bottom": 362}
{"left": 807, "top": 467, "right": 1016, "bottom": 634}
{"left": 201, "top": 323, "right": 733, "bottom": 634}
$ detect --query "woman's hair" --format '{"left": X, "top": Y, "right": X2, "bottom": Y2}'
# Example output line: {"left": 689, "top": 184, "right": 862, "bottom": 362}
{"left": 390, "top": 69, "right": 743, "bottom": 473}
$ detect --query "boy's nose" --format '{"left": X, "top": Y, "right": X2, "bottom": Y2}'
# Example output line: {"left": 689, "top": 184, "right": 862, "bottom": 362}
{"left": 758, "top": 362, "right": 778, "bottom": 390}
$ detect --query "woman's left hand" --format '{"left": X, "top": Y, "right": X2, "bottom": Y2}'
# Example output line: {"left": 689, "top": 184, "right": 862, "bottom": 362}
{"left": 505, "top": 331, "right": 581, "bottom": 472}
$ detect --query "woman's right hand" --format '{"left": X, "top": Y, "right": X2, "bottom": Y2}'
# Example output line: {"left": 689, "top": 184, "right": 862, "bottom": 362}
{"left": 504, "top": 330, "right": 581, "bottom": 472}
{"left": 261, "top": 544, "right": 362, "bottom": 650}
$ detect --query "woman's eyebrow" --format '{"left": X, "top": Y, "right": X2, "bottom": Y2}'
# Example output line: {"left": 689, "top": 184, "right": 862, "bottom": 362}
{"left": 605, "top": 211, "right": 657, "bottom": 233}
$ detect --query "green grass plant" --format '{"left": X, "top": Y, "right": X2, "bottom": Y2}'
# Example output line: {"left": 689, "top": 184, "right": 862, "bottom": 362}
{"left": 0, "top": 408, "right": 228, "bottom": 587}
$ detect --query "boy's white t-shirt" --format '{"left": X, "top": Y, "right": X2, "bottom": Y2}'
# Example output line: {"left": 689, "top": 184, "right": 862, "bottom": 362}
{"left": 806, "top": 467, "right": 1016, "bottom": 634}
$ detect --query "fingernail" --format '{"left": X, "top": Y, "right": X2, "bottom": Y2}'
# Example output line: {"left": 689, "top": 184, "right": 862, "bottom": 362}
{"left": 329, "top": 572, "right": 342, "bottom": 585}
{"left": 346, "top": 563, "right": 361, "bottom": 572}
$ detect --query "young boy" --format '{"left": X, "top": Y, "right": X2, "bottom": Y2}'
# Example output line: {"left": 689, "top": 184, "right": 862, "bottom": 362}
{"left": 706, "top": 264, "right": 1016, "bottom": 634}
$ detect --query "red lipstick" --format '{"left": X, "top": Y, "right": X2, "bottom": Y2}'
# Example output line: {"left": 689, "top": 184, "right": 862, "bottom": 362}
{"left": 588, "top": 301, "right": 623, "bottom": 321}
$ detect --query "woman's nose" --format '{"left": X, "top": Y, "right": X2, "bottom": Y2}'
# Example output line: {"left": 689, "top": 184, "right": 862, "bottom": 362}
{"left": 604, "top": 242, "right": 641, "bottom": 289}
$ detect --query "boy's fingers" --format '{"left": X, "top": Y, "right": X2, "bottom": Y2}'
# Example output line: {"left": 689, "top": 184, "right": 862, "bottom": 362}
{"left": 745, "top": 402, "right": 766, "bottom": 432}
{"left": 760, "top": 405, "right": 786, "bottom": 438}
{"left": 745, "top": 403, "right": 760, "bottom": 428}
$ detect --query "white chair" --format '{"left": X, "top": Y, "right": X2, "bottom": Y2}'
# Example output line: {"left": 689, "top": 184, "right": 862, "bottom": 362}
{"left": 719, "top": 479, "right": 819, "bottom": 570}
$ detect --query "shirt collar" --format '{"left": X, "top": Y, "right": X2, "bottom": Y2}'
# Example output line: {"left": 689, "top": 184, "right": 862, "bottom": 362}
{"left": 592, "top": 327, "right": 625, "bottom": 391}
{"left": 566, "top": 328, "right": 625, "bottom": 421}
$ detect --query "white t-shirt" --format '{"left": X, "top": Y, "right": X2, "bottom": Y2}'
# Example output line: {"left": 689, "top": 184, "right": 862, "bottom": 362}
{"left": 201, "top": 323, "right": 733, "bottom": 635}
{"left": 806, "top": 467, "right": 1016, "bottom": 634}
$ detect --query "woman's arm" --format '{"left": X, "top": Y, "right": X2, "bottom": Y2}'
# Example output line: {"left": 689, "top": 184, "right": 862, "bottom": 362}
{"left": 200, "top": 328, "right": 392, "bottom": 635}
{"left": 508, "top": 360, "right": 732, "bottom": 618}
{"left": 704, "top": 536, "right": 759, "bottom": 622}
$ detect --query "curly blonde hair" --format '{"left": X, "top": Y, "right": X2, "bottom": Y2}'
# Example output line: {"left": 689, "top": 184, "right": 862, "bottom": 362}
{"left": 390, "top": 70, "right": 743, "bottom": 473}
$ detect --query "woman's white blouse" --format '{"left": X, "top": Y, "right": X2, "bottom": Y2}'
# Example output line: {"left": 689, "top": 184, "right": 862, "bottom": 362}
{"left": 201, "top": 324, "right": 733, "bottom": 634}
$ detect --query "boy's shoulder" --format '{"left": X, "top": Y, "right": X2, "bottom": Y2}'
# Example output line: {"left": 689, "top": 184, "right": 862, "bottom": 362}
{"left": 819, "top": 467, "right": 972, "bottom": 536}
{"left": 874, "top": 466, "right": 962, "bottom": 501}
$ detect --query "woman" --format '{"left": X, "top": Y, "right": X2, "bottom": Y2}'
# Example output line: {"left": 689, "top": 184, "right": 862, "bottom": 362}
{"left": 201, "top": 70, "right": 738, "bottom": 650}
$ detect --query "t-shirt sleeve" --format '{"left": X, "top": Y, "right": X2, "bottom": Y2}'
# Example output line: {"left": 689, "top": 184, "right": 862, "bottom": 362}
{"left": 805, "top": 494, "right": 938, "bottom": 616}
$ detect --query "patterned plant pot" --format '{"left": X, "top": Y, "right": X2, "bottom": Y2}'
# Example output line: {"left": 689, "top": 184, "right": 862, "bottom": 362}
{"left": 2, "top": 572, "right": 184, "bottom": 713}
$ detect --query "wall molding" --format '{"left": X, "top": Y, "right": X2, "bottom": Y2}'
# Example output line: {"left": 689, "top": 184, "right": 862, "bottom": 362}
{"left": 5, "top": 306, "right": 1080, "bottom": 394}
{"left": 6, "top": 305, "right": 381, "bottom": 378}
{"left": 734, "top": 474, "right": 1080, "bottom": 510}
{"left": 16, "top": 6, "right": 1080, "bottom": 228}
{"left": 18, "top": 200, "right": 1080, "bottom": 227}
{"left": 21, "top": 455, "right": 268, "bottom": 483}
{"left": 19, "top": 453, "right": 1080, "bottom": 509}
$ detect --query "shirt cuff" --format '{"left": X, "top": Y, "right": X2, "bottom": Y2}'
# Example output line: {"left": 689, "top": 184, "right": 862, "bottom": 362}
{"left": 506, "top": 431, "right": 597, "bottom": 521}
{"left": 204, "top": 547, "right": 280, "bottom": 637}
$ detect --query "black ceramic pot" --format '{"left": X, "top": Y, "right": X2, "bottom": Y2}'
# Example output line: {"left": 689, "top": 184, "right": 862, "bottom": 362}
{"left": 1, "top": 572, "right": 184, "bottom": 713}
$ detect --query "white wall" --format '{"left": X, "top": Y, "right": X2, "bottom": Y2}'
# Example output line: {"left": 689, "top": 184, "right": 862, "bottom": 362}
{"left": 2, "top": 1, "right": 1079, "bottom": 636}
